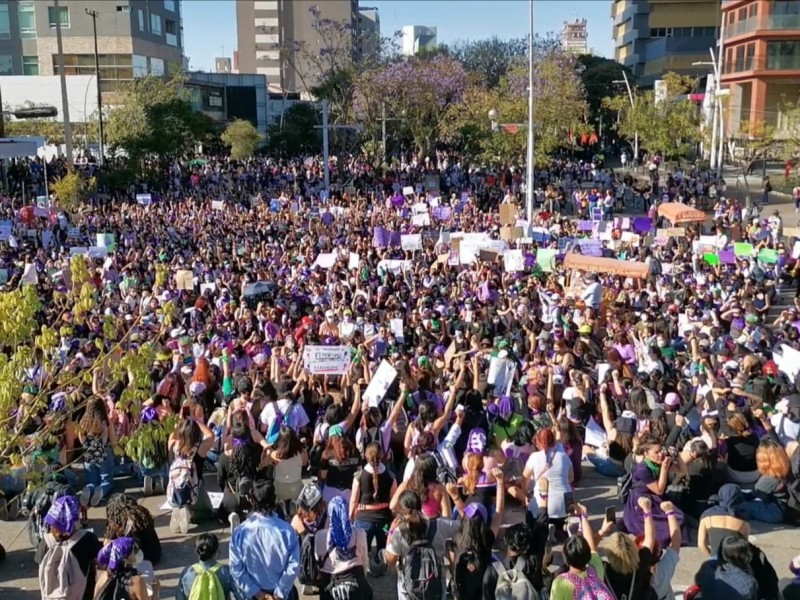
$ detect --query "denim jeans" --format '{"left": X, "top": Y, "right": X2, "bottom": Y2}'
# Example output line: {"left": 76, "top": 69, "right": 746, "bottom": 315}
{"left": 136, "top": 463, "right": 167, "bottom": 485}
{"left": 354, "top": 519, "right": 389, "bottom": 557}
{"left": 83, "top": 449, "right": 116, "bottom": 501}
{"left": 742, "top": 498, "right": 784, "bottom": 524}
{"left": 587, "top": 454, "right": 626, "bottom": 478}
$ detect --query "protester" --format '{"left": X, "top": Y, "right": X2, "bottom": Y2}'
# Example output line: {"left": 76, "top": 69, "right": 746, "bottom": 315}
{"left": 176, "top": 533, "right": 234, "bottom": 600}
{"left": 95, "top": 536, "right": 156, "bottom": 600}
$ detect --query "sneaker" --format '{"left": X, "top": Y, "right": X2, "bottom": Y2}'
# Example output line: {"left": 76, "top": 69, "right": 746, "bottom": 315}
{"left": 142, "top": 476, "right": 153, "bottom": 497}
{"left": 169, "top": 508, "right": 180, "bottom": 534}
{"left": 178, "top": 506, "right": 190, "bottom": 534}
{"left": 90, "top": 487, "right": 103, "bottom": 507}
{"left": 79, "top": 488, "right": 91, "bottom": 508}
{"left": 154, "top": 477, "right": 165, "bottom": 495}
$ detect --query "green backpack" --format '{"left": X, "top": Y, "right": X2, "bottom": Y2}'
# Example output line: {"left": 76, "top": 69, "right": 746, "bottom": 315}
{"left": 188, "top": 563, "right": 225, "bottom": 600}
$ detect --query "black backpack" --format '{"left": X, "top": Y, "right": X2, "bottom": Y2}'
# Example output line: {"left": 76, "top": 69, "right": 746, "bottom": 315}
{"left": 453, "top": 548, "right": 490, "bottom": 600}
{"left": 432, "top": 450, "right": 457, "bottom": 486}
{"left": 403, "top": 520, "right": 443, "bottom": 600}
{"left": 298, "top": 531, "right": 333, "bottom": 587}
{"left": 27, "top": 478, "right": 74, "bottom": 553}
{"left": 617, "top": 469, "right": 634, "bottom": 504}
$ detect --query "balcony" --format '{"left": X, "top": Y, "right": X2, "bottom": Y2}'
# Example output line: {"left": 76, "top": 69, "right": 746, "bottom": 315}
{"left": 723, "top": 53, "right": 800, "bottom": 75}
{"left": 725, "top": 14, "right": 800, "bottom": 38}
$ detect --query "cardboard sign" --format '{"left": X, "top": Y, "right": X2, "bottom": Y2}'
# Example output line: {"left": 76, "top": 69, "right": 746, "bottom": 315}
{"left": 303, "top": 345, "right": 351, "bottom": 375}
{"left": 364, "top": 360, "right": 398, "bottom": 407}
{"left": 784, "top": 227, "right": 800, "bottom": 239}
{"left": 400, "top": 234, "right": 422, "bottom": 252}
{"left": 479, "top": 249, "right": 499, "bottom": 263}
{"left": 176, "top": 270, "right": 194, "bottom": 290}
{"left": 499, "top": 203, "right": 516, "bottom": 225}
{"left": 500, "top": 226, "right": 523, "bottom": 240}
{"left": 211, "top": 200, "right": 224, "bottom": 210}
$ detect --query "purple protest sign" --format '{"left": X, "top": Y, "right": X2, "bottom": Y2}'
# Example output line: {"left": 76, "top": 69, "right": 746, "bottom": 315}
{"left": 322, "top": 211, "right": 333, "bottom": 225}
{"left": 433, "top": 206, "right": 452, "bottom": 221}
{"left": 578, "top": 238, "right": 603, "bottom": 257}
{"left": 392, "top": 194, "right": 404, "bottom": 208}
{"left": 632, "top": 217, "right": 653, "bottom": 234}
{"left": 524, "top": 252, "right": 536, "bottom": 267}
{"left": 389, "top": 231, "right": 402, "bottom": 247}
{"left": 372, "top": 227, "right": 389, "bottom": 248}
{"left": 460, "top": 191, "right": 469, "bottom": 203}
{"left": 577, "top": 220, "right": 594, "bottom": 232}
{"left": 719, "top": 248, "right": 736, "bottom": 265}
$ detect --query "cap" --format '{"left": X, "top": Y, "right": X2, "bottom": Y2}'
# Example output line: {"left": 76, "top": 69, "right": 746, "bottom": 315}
{"left": 663, "top": 393, "right": 680, "bottom": 408}
{"left": 463, "top": 502, "right": 488, "bottom": 523}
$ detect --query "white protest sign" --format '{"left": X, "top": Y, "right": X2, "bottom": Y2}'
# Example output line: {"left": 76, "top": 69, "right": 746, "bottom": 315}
{"left": 200, "top": 283, "right": 216, "bottom": 296}
{"left": 774, "top": 343, "right": 800, "bottom": 381}
{"left": 377, "top": 260, "right": 411, "bottom": 274}
{"left": 87, "top": 246, "right": 108, "bottom": 259}
{"left": 136, "top": 193, "right": 152, "bottom": 206}
{"left": 348, "top": 252, "right": 360, "bottom": 270}
{"left": 402, "top": 186, "right": 414, "bottom": 196}
{"left": 211, "top": 200, "right": 224, "bottom": 210}
{"left": 303, "top": 345, "right": 351, "bottom": 375}
{"left": 400, "top": 234, "right": 422, "bottom": 252}
{"left": 312, "top": 253, "right": 337, "bottom": 269}
{"left": 413, "top": 202, "right": 428, "bottom": 214}
{"left": 390, "top": 318, "right": 405, "bottom": 343}
{"left": 585, "top": 418, "right": 608, "bottom": 449}
{"left": 364, "top": 360, "right": 398, "bottom": 407}
{"left": 412, "top": 213, "right": 431, "bottom": 227}
{"left": 0, "top": 222, "right": 11, "bottom": 241}
{"left": 41, "top": 231, "right": 53, "bottom": 247}
{"left": 503, "top": 249, "right": 524, "bottom": 272}
{"left": 487, "top": 356, "right": 515, "bottom": 396}
{"left": 21, "top": 263, "right": 38, "bottom": 285}
{"left": 34, "top": 206, "right": 48, "bottom": 218}
{"left": 793, "top": 241, "right": 800, "bottom": 260}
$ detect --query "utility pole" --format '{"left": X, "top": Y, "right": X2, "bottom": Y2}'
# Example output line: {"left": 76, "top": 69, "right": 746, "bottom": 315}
{"left": 525, "top": 0, "right": 535, "bottom": 224}
{"left": 85, "top": 8, "right": 104, "bottom": 164}
{"left": 313, "top": 100, "right": 364, "bottom": 198}
{"left": 53, "top": 0, "right": 73, "bottom": 166}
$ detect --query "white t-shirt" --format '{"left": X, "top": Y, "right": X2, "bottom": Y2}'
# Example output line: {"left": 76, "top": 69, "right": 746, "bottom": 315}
{"left": 259, "top": 399, "right": 310, "bottom": 433}
{"left": 772, "top": 413, "right": 800, "bottom": 447}
{"left": 652, "top": 547, "right": 679, "bottom": 600}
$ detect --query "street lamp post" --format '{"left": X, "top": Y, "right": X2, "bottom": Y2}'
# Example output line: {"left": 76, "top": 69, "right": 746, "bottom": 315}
{"left": 314, "top": 100, "right": 364, "bottom": 197}
{"left": 612, "top": 73, "right": 638, "bottom": 171}
{"left": 53, "top": 0, "right": 73, "bottom": 166}
{"left": 85, "top": 8, "right": 105, "bottom": 164}
{"left": 525, "top": 0, "right": 535, "bottom": 224}
{"left": 694, "top": 46, "right": 726, "bottom": 180}
{"left": 693, "top": 59, "right": 719, "bottom": 174}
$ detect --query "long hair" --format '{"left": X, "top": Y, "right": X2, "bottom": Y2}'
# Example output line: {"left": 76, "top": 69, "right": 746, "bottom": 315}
{"left": 174, "top": 418, "right": 202, "bottom": 457}
{"left": 273, "top": 425, "right": 303, "bottom": 460}
{"left": 230, "top": 411, "right": 258, "bottom": 479}
{"left": 193, "top": 357, "right": 213, "bottom": 388}
{"left": 756, "top": 439, "right": 791, "bottom": 479}
{"left": 414, "top": 399, "right": 437, "bottom": 431}
{"left": 409, "top": 431, "right": 436, "bottom": 458}
{"left": 396, "top": 490, "right": 427, "bottom": 543}
{"left": 408, "top": 453, "right": 437, "bottom": 502}
{"left": 455, "top": 511, "right": 495, "bottom": 573}
{"left": 324, "top": 434, "right": 357, "bottom": 463}
{"left": 727, "top": 413, "right": 751, "bottom": 437}
{"left": 462, "top": 453, "right": 484, "bottom": 497}
{"left": 104, "top": 493, "right": 154, "bottom": 541}
{"left": 80, "top": 396, "right": 108, "bottom": 437}
{"left": 534, "top": 428, "right": 556, "bottom": 467}
{"left": 603, "top": 532, "right": 640, "bottom": 575}
{"left": 364, "top": 441, "right": 383, "bottom": 501}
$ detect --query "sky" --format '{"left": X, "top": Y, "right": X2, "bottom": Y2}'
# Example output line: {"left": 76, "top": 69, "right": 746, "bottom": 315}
{"left": 182, "top": 0, "right": 613, "bottom": 73}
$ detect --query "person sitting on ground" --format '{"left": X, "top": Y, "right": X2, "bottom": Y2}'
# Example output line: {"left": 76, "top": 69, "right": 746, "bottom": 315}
{"left": 95, "top": 536, "right": 158, "bottom": 600}
{"left": 103, "top": 493, "right": 162, "bottom": 565}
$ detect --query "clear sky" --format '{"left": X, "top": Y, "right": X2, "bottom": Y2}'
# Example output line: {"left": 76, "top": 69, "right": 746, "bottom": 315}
{"left": 182, "top": 0, "right": 613, "bottom": 73}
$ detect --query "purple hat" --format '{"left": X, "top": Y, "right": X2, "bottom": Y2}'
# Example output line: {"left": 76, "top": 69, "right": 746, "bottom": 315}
{"left": 664, "top": 393, "right": 680, "bottom": 409}
{"left": 466, "top": 428, "right": 488, "bottom": 454}
{"left": 49, "top": 392, "right": 67, "bottom": 413}
{"left": 44, "top": 495, "right": 81, "bottom": 535}
{"left": 463, "top": 502, "right": 488, "bottom": 523}
{"left": 98, "top": 536, "right": 135, "bottom": 571}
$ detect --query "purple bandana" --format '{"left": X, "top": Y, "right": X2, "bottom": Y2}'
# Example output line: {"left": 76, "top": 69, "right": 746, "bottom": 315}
{"left": 44, "top": 495, "right": 81, "bottom": 535}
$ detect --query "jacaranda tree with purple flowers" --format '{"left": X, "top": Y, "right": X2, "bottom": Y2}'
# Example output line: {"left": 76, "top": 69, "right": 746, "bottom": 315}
{"left": 354, "top": 55, "right": 467, "bottom": 160}
{"left": 441, "top": 43, "right": 589, "bottom": 166}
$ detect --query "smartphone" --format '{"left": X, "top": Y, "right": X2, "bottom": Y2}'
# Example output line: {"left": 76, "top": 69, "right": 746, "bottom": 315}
{"left": 566, "top": 516, "right": 581, "bottom": 537}
{"left": 605, "top": 506, "right": 616, "bottom": 524}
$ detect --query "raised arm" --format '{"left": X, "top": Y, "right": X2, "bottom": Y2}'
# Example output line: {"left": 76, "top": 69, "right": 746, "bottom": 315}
{"left": 637, "top": 496, "right": 656, "bottom": 551}
{"left": 659, "top": 500, "right": 682, "bottom": 553}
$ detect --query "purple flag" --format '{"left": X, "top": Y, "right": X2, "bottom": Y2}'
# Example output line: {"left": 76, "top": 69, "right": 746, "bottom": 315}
{"left": 391, "top": 194, "right": 404, "bottom": 208}
{"left": 389, "top": 231, "right": 402, "bottom": 247}
{"left": 632, "top": 217, "right": 653, "bottom": 234}
{"left": 719, "top": 249, "right": 736, "bottom": 265}
{"left": 524, "top": 252, "right": 536, "bottom": 267}
{"left": 577, "top": 220, "right": 594, "bottom": 232}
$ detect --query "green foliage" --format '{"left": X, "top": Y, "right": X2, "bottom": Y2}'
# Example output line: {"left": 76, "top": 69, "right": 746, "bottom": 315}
{"left": 221, "top": 119, "right": 262, "bottom": 160}
{"left": 577, "top": 54, "right": 633, "bottom": 119}
{"left": 445, "top": 36, "right": 528, "bottom": 89}
{"left": 603, "top": 72, "right": 701, "bottom": 161}
{"left": 51, "top": 170, "right": 87, "bottom": 215}
{"left": 105, "top": 73, "right": 216, "bottom": 163}
{"left": 267, "top": 103, "right": 322, "bottom": 156}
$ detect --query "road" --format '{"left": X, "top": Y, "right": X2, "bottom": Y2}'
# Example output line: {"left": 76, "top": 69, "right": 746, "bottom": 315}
{"left": 1, "top": 464, "right": 799, "bottom": 599}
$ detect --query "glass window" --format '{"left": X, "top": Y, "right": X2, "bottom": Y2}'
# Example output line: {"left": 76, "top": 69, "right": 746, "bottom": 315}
{"left": 773, "top": 1, "right": 800, "bottom": 16}
{"left": 138, "top": 9, "right": 144, "bottom": 30}
{"left": 0, "top": 3, "right": 10, "bottom": 39}
{"left": 150, "top": 13, "right": 162, "bottom": 35}
{"left": 748, "top": 4, "right": 757, "bottom": 17}
{"left": 22, "top": 55, "right": 38, "bottom": 75}
{"left": 164, "top": 0, "right": 176, "bottom": 11}
{"left": 18, "top": 3, "right": 36, "bottom": 38}
{"left": 165, "top": 19, "right": 176, "bottom": 35}
{"left": 0, "top": 54, "right": 12, "bottom": 74}
{"left": 48, "top": 6, "right": 69, "bottom": 28}
{"left": 767, "top": 41, "right": 800, "bottom": 69}
{"left": 649, "top": 28, "right": 657, "bottom": 37}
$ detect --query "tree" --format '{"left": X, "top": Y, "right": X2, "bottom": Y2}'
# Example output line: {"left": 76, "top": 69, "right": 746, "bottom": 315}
{"left": 105, "top": 73, "right": 216, "bottom": 164}
{"left": 51, "top": 170, "right": 87, "bottom": 214}
{"left": 441, "top": 45, "right": 588, "bottom": 166}
{"left": 266, "top": 103, "right": 322, "bottom": 156}
{"left": 446, "top": 36, "right": 527, "bottom": 89}
{"left": 221, "top": 119, "right": 262, "bottom": 160}
{"left": 577, "top": 54, "right": 633, "bottom": 120}
{"left": 355, "top": 55, "right": 468, "bottom": 159}
{"left": 603, "top": 72, "right": 700, "bottom": 162}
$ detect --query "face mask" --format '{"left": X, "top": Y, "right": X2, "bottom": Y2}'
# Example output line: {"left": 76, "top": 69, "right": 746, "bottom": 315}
{"left": 133, "top": 550, "right": 144, "bottom": 564}
{"left": 326, "top": 316, "right": 334, "bottom": 322}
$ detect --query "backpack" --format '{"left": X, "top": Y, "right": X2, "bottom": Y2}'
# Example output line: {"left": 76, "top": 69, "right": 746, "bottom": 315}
{"left": 167, "top": 449, "right": 199, "bottom": 508}
{"left": 82, "top": 434, "right": 107, "bottom": 465}
{"left": 432, "top": 449, "right": 457, "bottom": 486}
{"left": 95, "top": 572, "right": 132, "bottom": 600}
{"left": 26, "top": 477, "right": 74, "bottom": 552}
{"left": 617, "top": 470, "right": 633, "bottom": 504}
{"left": 298, "top": 533, "right": 333, "bottom": 587}
{"left": 266, "top": 401, "right": 294, "bottom": 445}
{"left": 559, "top": 565, "right": 614, "bottom": 600}
{"left": 402, "top": 520, "right": 443, "bottom": 600}
{"left": 494, "top": 557, "right": 538, "bottom": 600}
{"left": 326, "top": 569, "right": 371, "bottom": 600}
{"left": 39, "top": 530, "right": 90, "bottom": 600}
{"left": 187, "top": 563, "right": 225, "bottom": 600}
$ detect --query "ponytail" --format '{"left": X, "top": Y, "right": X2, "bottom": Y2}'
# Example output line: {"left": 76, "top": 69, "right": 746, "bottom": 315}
{"left": 364, "top": 442, "right": 383, "bottom": 501}
{"left": 462, "top": 453, "right": 484, "bottom": 497}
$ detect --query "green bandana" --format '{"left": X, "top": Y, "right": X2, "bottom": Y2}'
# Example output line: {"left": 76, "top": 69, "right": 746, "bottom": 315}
{"left": 644, "top": 457, "right": 661, "bottom": 477}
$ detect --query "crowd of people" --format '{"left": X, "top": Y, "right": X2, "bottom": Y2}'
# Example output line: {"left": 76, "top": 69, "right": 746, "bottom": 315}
{"left": 2, "top": 150, "right": 800, "bottom": 600}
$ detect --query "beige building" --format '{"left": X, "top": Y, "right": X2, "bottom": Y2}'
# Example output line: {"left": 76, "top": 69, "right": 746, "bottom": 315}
{"left": 0, "top": 0, "right": 183, "bottom": 92}
{"left": 236, "top": 0, "right": 358, "bottom": 94}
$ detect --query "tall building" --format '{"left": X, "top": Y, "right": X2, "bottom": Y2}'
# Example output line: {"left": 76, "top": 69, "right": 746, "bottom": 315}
{"left": 562, "top": 18, "right": 588, "bottom": 54}
{"left": 357, "top": 6, "right": 380, "bottom": 61}
{"left": 611, "top": 0, "right": 721, "bottom": 86}
{"left": 215, "top": 57, "right": 232, "bottom": 74}
{"left": 236, "top": 0, "right": 357, "bottom": 94}
{"left": 401, "top": 25, "right": 437, "bottom": 56}
{"left": 0, "top": 0, "right": 183, "bottom": 92}
{"left": 720, "top": 0, "right": 800, "bottom": 138}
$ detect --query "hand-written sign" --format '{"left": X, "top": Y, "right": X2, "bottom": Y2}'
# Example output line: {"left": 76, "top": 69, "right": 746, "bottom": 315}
{"left": 303, "top": 345, "right": 351, "bottom": 375}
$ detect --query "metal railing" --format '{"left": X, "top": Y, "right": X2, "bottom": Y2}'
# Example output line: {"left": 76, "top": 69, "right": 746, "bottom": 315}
{"left": 725, "top": 14, "right": 800, "bottom": 37}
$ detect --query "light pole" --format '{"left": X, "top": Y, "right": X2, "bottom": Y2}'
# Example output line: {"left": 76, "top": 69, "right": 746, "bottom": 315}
{"left": 379, "top": 103, "right": 404, "bottom": 165}
{"left": 314, "top": 100, "right": 364, "bottom": 197}
{"left": 525, "top": 0, "right": 535, "bottom": 224}
{"left": 612, "top": 74, "right": 638, "bottom": 171}
{"left": 85, "top": 8, "right": 105, "bottom": 164}
{"left": 693, "top": 59, "right": 718, "bottom": 174}
{"left": 693, "top": 46, "right": 726, "bottom": 180}
{"left": 53, "top": 0, "right": 73, "bottom": 166}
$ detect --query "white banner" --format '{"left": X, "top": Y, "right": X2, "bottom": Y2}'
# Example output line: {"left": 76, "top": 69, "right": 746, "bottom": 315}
{"left": 303, "top": 345, "right": 351, "bottom": 375}
{"left": 364, "top": 360, "right": 398, "bottom": 407}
